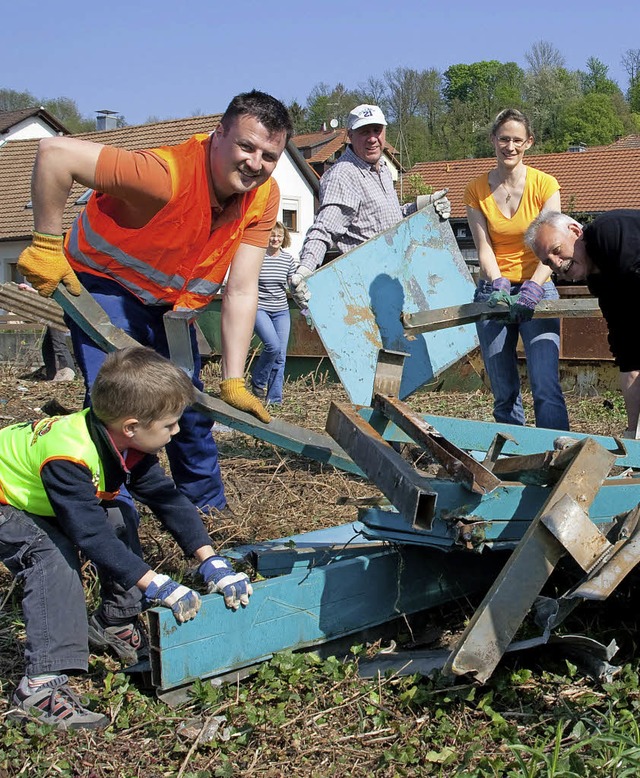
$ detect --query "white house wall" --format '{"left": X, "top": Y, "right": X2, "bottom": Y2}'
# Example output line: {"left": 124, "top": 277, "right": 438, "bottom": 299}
{"left": 0, "top": 118, "right": 58, "bottom": 145}
{"left": 272, "top": 150, "right": 316, "bottom": 259}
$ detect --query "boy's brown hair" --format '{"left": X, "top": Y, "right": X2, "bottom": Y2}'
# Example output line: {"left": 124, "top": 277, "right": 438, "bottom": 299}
{"left": 91, "top": 347, "right": 196, "bottom": 426}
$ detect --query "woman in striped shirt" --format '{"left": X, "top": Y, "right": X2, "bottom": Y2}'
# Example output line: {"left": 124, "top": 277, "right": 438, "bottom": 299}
{"left": 250, "top": 222, "right": 298, "bottom": 405}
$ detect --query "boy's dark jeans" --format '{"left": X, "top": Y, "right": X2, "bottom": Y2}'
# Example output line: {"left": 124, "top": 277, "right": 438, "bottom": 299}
{"left": 0, "top": 504, "right": 143, "bottom": 676}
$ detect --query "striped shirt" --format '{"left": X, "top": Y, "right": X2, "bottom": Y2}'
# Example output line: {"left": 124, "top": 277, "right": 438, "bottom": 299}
{"left": 258, "top": 250, "right": 298, "bottom": 312}
{"left": 298, "top": 146, "right": 416, "bottom": 271}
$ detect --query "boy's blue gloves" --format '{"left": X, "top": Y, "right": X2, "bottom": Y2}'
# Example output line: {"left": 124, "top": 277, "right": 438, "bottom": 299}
{"left": 144, "top": 574, "right": 201, "bottom": 623}
{"left": 199, "top": 556, "right": 253, "bottom": 610}
{"left": 510, "top": 280, "right": 545, "bottom": 323}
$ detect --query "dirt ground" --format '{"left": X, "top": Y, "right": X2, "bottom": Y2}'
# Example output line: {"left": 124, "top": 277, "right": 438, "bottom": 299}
{"left": 0, "top": 356, "right": 632, "bottom": 775}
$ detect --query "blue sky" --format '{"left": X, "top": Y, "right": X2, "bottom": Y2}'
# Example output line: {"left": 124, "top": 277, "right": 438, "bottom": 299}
{"left": 3, "top": 0, "right": 638, "bottom": 127}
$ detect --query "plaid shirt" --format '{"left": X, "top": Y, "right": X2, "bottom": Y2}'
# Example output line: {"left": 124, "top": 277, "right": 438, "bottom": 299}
{"left": 299, "top": 146, "right": 415, "bottom": 271}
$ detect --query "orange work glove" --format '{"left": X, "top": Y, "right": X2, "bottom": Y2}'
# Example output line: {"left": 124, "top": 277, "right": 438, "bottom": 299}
{"left": 16, "top": 232, "right": 82, "bottom": 297}
{"left": 220, "top": 378, "right": 271, "bottom": 424}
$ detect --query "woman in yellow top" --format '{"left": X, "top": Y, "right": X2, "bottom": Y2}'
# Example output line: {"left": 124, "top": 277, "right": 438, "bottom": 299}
{"left": 464, "top": 108, "right": 569, "bottom": 430}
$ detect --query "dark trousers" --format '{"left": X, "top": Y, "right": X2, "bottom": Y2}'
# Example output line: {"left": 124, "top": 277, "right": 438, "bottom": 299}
{"left": 0, "top": 504, "right": 143, "bottom": 676}
{"left": 42, "top": 327, "right": 74, "bottom": 380}
{"left": 67, "top": 274, "right": 226, "bottom": 511}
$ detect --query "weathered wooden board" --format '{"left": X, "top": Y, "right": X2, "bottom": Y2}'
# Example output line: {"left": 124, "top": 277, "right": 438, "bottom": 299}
{"left": 306, "top": 208, "right": 477, "bottom": 406}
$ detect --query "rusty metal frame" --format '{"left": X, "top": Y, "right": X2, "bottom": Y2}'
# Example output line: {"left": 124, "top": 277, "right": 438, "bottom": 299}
{"left": 372, "top": 394, "right": 500, "bottom": 495}
{"left": 443, "top": 436, "right": 616, "bottom": 683}
{"left": 402, "top": 298, "right": 602, "bottom": 335}
{"left": 326, "top": 401, "right": 438, "bottom": 530}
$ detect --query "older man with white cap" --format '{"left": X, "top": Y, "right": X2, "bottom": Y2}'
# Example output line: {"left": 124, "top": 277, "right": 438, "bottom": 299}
{"left": 290, "top": 104, "right": 450, "bottom": 307}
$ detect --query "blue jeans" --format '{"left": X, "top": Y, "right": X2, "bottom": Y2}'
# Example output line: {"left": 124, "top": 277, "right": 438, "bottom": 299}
{"left": 474, "top": 280, "right": 569, "bottom": 430}
{"left": 0, "top": 504, "right": 143, "bottom": 675}
{"left": 67, "top": 274, "right": 226, "bottom": 511}
{"left": 251, "top": 308, "right": 291, "bottom": 404}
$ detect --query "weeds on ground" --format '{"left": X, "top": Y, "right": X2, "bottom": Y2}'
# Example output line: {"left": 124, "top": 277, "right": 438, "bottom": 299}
{"left": 0, "top": 371, "right": 639, "bottom": 775}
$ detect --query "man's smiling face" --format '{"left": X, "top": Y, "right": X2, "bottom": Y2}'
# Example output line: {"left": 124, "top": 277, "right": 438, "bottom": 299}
{"left": 209, "top": 114, "right": 286, "bottom": 203}
{"left": 532, "top": 222, "right": 592, "bottom": 282}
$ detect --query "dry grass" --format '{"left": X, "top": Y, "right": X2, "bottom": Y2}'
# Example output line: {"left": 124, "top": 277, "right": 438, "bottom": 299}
{"left": 0, "top": 359, "right": 633, "bottom": 776}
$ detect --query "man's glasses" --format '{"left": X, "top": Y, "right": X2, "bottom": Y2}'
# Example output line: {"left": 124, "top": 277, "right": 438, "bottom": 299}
{"left": 496, "top": 136, "right": 528, "bottom": 149}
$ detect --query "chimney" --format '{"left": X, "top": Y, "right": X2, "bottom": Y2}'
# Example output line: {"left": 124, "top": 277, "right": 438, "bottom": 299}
{"left": 96, "top": 109, "right": 118, "bottom": 131}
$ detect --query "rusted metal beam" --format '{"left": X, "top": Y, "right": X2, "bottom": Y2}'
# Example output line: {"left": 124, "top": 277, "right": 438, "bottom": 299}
{"left": 566, "top": 503, "right": 640, "bottom": 601}
{"left": 326, "top": 401, "right": 438, "bottom": 530}
{"left": 443, "top": 436, "right": 616, "bottom": 683}
{"left": 372, "top": 349, "right": 408, "bottom": 398}
{"left": 402, "top": 298, "right": 602, "bottom": 335}
{"left": 372, "top": 394, "right": 500, "bottom": 495}
{"left": 489, "top": 443, "right": 588, "bottom": 485}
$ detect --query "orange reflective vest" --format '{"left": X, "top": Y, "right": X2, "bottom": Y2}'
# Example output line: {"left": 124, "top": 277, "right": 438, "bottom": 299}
{"left": 64, "top": 134, "right": 273, "bottom": 311}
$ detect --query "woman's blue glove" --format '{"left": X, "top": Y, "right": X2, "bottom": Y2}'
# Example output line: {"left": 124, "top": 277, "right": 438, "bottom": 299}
{"left": 144, "top": 574, "right": 201, "bottom": 623}
{"left": 510, "top": 280, "right": 545, "bottom": 323}
{"left": 199, "top": 556, "right": 253, "bottom": 610}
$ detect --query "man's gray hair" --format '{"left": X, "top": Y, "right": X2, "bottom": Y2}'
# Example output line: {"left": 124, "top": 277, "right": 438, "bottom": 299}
{"left": 525, "top": 211, "right": 582, "bottom": 250}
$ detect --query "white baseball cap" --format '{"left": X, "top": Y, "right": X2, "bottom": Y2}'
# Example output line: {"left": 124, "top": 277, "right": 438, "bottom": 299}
{"left": 347, "top": 104, "right": 387, "bottom": 131}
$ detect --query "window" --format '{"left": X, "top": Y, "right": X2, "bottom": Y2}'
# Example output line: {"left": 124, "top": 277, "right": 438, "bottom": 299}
{"left": 282, "top": 209, "right": 298, "bottom": 232}
{"left": 281, "top": 197, "right": 300, "bottom": 233}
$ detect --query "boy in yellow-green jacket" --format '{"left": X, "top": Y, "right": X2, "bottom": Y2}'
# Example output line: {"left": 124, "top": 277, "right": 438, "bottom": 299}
{"left": 0, "top": 346, "right": 252, "bottom": 730}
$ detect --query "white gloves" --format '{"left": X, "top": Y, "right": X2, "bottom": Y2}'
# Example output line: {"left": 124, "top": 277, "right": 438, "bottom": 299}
{"left": 416, "top": 188, "right": 451, "bottom": 220}
{"left": 289, "top": 265, "right": 313, "bottom": 308}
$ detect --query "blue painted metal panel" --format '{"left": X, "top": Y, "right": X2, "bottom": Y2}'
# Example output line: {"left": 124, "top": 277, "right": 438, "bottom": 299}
{"left": 358, "top": 476, "right": 640, "bottom": 550}
{"left": 148, "top": 545, "right": 504, "bottom": 690}
{"left": 306, "top": 209, "right": 477, "bottom": 406}
{"left": 224, "top": 522, "right": 386, "bottom": 576}
{"left": 360, "top": 409, "right": 640, "bottom": 470}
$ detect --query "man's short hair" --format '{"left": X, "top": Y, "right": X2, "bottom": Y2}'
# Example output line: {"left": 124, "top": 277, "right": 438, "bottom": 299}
{"left": 524, "top": 211, "right": 582, "bottom": 250}
{"left": 220, "top": 90, "right": 293, "bottom": 143}
{"left": 91, "top": 346, "right": 196, "bottom": 426}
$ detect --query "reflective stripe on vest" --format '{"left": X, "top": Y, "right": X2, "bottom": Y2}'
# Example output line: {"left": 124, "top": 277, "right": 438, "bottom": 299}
{"left": 65, "top": 134, "right": 273, "bottom": 311}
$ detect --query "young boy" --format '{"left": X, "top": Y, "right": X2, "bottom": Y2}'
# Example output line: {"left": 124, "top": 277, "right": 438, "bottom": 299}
{"left": 0, "top": 346, "right": 252, "bottom": 730}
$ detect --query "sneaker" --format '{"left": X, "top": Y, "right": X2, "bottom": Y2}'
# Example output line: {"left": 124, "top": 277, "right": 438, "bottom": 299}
{"left": 52, "top": 367, "right": 75, "bottom": 382}
{"left": 9, "top": 675, "right": 109, "bottom": 730}
{"left": 250, "top": 383, "right": 266, "bottom": 399}
{"left": 88, "top": 613, "right": 149, "bottom": 665}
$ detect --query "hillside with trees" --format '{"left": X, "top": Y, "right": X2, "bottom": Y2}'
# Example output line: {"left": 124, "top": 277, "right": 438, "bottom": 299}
{"left": 289, "top": 42, "right": 640, "bottom": 168}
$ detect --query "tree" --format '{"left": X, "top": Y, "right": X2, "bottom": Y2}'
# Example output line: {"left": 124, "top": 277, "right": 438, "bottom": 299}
{"left": 287, "top": 100, "right": 307, "bottom": 135}
{"left": 622, "top": 49, "right": 640, "bottom": 113}
{"left": 443, "top": 61, "right": 525, "bottom": 126}
{"left": 42, "top": 97, "right": 96, "bottom": 133}
{"left": 523, "top": 44, "right": 581, "bottom": 151}
{"left": 0, "top": 87, "right": 113, "bottom": 133}
{"left": 525, "top": 41, "right": 565, "bottom": 74}
{"left": 557, "top": 93, "right": 625, "bottom": 148}
{"left": 304, "top": 83, "right": 363, "bottom": 132}
{"left": 0, "top": 88, "right": 38, "bottom": 111}
{"left": 579, "top": 57, "right": 620, "bottom": 95}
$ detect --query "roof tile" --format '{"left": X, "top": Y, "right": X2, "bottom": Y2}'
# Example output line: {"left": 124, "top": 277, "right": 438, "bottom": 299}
{"left": 406, "top": 145, "right": 640, "bottom": 218}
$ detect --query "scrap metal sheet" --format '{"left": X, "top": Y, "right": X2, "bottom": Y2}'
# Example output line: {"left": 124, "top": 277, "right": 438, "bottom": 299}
{"left": 306, "top": 208, "right": 477, "bottom": 406}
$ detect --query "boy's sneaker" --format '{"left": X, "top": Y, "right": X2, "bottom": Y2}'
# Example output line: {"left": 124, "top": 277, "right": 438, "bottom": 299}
{"left": 9, "top": 675, "right": 109, "bottom": 730}
{"left": 88, "top": 613, "right": 149, "bottom": 665}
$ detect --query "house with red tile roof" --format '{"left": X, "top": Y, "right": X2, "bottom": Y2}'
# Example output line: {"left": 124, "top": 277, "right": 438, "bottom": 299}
{"left": 405, "top": 145, "right": 640, "bottom": 263}
{"left": 0, "top": 107, "right": 69, "bottom": 146}
{"left": 0, "top": 114, "right": 319, "bottom": 281}
{"left": 292, "top": 127, "right": 403, "bottom": 180}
